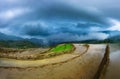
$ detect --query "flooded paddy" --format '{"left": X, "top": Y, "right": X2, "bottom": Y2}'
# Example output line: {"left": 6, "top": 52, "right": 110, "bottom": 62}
{"left": 104, "top": 44, "right": 120, "bottom": 79}
{"left": 0, "top": 44, "right": 107, "bottom": 79}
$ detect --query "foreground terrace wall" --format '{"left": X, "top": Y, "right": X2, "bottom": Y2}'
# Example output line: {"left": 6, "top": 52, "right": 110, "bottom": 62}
{"left": 0, "top": 44, "right": 109, "bottom": 79}
{"left": 94, "top": 45, "right": 110, "bottom": 79}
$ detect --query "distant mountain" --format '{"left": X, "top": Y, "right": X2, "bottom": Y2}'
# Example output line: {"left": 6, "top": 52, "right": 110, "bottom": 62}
{"left": 0, "top": 40, "right": 39, "bottom": 49}
{"left": 107, "top": 35, "right": 120, "bottom": 43}
{"left": 0, "top": 32, "right": 44, "bottom": 48}
{"left": 100, "top": 30, "right": 120, "bottom": 37}
{"left": 0, "top": 31, "right": 120, "bottom": 48}
{"left": 0, "top": 32, "right": 22, "bottom": 40}
{"left": 100, "top": 30, "right": 120, "bottom": 43}
{"left": 0, "top": 32, "right": 50, "bottom": 48}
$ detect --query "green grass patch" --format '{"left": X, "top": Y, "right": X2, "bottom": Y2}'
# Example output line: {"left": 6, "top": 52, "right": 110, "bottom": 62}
{"left": 49, "top": 44, "right": 73, "bottom": 53}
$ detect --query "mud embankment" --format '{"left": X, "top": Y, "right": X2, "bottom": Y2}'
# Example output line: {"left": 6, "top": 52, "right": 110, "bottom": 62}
{"left": 94, "top": 45, "right": 110, "bottom": 79}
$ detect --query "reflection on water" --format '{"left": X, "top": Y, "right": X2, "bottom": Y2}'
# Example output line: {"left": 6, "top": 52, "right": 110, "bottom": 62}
{"left": 110, "top": 51, "right": 120, "bottom": 62}
{"left": 104, "top": 44, "right": 120, "bottom": 79}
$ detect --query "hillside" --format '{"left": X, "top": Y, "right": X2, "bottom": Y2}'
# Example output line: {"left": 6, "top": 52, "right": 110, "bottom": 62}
{"left": 0, "top": 32, "right": 22, "bottom": 40}
{"left": 0, "top": 40, "right": 39, "bottom": 49}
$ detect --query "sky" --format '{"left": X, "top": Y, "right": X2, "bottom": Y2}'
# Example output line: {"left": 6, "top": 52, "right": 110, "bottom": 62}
{"left": 0, "top": 0, "right": 120, "bottom": 43}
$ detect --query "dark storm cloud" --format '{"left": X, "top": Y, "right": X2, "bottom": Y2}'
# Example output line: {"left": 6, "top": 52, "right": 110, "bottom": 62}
{"left": 33, "top": 5, "right": 108, "bottom": 25}
{"left": 25, "top": 28, "right": 49, "bottom": 36}
{"left": 0, "top": 0, "right": 120, "bottom": 43}
{"left": 0, "top": 0, "right": 111, "bottom": 26}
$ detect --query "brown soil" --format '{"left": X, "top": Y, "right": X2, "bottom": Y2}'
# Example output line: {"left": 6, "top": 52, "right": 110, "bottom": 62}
{"left": 0, "top": 44, "right": 107, "bottom": 79}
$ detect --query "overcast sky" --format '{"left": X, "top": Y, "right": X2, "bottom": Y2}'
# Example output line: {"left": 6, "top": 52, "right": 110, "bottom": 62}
{"left": 0, "top": 0, "right": 120, "bottom": 42}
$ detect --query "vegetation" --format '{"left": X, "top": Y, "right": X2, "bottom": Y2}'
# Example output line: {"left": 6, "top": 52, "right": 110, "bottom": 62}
{"left": 49, "top": 44, "right": 73, "bottom": 53}
{"left": 37, "top": 44, "right": 75, "bottom": 59}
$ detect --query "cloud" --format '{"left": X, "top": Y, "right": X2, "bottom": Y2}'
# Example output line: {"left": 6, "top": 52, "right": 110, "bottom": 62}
{"left": 31, "top": 4, "right": 110, "bottom": 26}
{"left": 47, "top": 32, "right": 109, "bottom": 44}
{"left": 0, "top": 0, "right": 111, "bottom": 26}
{"left": 0, "top": 0, "right": 119, "bottom": 44}
{"left": 20, "top": 22, "right": 51, "bottom": 36}
{"left": 107, "top": 19, "right": 120, "bottom": 31}
{"left": 0, "top": 8, "right": 31, "bottom": 21}
{"left": 0, "top": 1, "right": 110, "bottom": 36}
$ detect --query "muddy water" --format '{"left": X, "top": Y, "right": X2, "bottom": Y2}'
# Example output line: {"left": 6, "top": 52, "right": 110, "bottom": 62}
{"left": 104, "top": 44, "right": 120, "bottom": 79}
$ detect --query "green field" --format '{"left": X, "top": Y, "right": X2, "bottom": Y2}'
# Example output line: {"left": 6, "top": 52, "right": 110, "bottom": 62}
{"left": 49, "top": 44, "right": 73, "bottom": 53}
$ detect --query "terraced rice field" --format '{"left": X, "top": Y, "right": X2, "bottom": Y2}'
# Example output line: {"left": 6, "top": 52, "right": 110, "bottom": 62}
{"left": 0, "top": 44, "right": 108, "bottom": 79}
{"left": 0, "top": 44, "right": 75, "bottom": 60}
